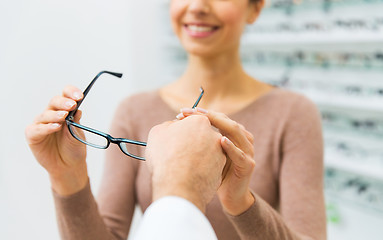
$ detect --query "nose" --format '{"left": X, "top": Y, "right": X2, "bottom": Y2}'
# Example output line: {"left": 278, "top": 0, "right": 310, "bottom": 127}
{"left": 188, "top": 0, "right": 211, "bottom": 16}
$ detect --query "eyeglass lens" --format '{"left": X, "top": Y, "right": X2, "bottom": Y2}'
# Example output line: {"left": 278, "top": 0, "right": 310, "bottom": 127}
{"left": 68, "top": 124, "right": 109, "bottom": 149}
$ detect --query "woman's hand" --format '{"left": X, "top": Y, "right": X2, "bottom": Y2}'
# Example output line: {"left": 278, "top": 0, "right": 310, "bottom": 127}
{"left": 178, "top": 108, "right": 256, "bottom": 216}
{"left": 25, "top": 85, "right": 88, "bottom": 196}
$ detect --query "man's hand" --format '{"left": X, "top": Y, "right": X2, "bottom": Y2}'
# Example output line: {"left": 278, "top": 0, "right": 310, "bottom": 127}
{"left": 179, "top": 108, "right": 256, "bottom": 216}
{"left": 145, "top": 115, "right": 226, "bottom": 213}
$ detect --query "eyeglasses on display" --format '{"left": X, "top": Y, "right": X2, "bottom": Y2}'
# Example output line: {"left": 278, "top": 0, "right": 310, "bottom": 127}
{"left": 324, "top": 168, "right": 383, "bottom": 213}
{"left": 264, "top": 0, "right": 383, "bottom": 14}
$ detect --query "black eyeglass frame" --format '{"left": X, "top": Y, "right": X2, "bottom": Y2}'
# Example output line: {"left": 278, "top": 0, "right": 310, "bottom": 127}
{"left": 65, "top": 71, "right": 204, "bottom": 161}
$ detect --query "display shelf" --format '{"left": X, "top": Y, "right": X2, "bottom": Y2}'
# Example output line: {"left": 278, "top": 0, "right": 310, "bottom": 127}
{"left": 241, "top": 32, "right": 383, "bottom": 46}
{"left": 294, "top": 90, "right": 383, "bottom": 113}
{"left": 325, "top": 157, "right": 383, "bottom": 182}
{"left": 157, "top": 0, "right": 383, "bottom": 238}
{"left": 262, "top": 0, "right": 383, "bottom": 13}
{"left": 162, "top": 34, "right": 383, "bottom": 51}
{"left": 324, "top": 130, "right": 383, "bottom": 181}
{"left": 325, "top": 190, "right": 383, "bottom": 215}
{"left": 158, "top": 0, "right": 383, "bottom": 171}
{"left": 324, "top": 167, "right": 383, "bottom": 215}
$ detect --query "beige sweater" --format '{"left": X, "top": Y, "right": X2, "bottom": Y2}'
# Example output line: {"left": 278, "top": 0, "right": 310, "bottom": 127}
{"left": 53, "top": 88, "right": 327, "bottom": 240}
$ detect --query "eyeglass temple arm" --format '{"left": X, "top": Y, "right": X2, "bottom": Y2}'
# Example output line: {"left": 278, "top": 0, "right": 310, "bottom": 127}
{"left": 66, "top": 71, "right": 123, "bottom": 121}
{"left": 192, "top": 87, "right": 204, "bottom": 109}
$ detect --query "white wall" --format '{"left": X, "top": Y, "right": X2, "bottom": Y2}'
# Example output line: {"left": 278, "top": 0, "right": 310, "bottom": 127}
{"left": 0, "top": 0, "right": 162, "bottom": 239}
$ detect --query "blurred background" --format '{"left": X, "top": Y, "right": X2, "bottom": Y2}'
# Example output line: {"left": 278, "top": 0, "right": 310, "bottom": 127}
{"left": 0, "top": 0, "right": 382, "bottom": 239}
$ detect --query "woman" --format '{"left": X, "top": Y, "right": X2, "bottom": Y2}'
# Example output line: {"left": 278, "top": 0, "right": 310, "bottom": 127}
{"left": 25, "top": 0, "right": 327, "bottom": 239}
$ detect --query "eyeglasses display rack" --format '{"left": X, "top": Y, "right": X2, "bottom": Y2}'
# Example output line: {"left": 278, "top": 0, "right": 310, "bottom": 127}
{"left": 155, "top": 0, "right": 383, "bottom": 239}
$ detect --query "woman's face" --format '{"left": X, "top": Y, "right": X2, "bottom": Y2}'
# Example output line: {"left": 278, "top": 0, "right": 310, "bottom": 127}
{"left": 170, "top": 0, "right": 261, "bottom": 57}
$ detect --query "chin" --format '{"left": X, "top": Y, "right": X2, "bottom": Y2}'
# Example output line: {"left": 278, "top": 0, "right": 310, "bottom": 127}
{"left": 182, "top": 42, "right": 222, "bottom": 58}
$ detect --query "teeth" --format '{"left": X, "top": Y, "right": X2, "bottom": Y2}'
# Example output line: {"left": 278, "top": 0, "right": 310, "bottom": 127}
{"left": 187, "top": 25, "right": 215, "bottom": 32}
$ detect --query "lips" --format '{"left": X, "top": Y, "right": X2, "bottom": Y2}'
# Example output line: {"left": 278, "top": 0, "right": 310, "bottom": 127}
{"left": 184, "top": 24, "right": 220, "bottom": 38}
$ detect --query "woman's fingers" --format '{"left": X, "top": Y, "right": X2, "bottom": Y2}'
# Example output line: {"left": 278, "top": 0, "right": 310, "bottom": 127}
{"left": 27, "top": 110, "right": 82, "bottom": 144}
{"left": 181, "top": 108, "right": 237, "bottom": 136}
{"left": 177, "top": 108, "right": 256, "bottom": 216}
{"left": 48, "top": 95, "right": 77, "bottom": 111}
{"left": 62, "top": 85, "right": 83, "bottom": 101}
{"left": 34, "top": 110, "right": 68, "bottom": 124}
{"left": 46, "top": 85, "right": 82, "bottom": 112}
{"left": 236, "top": 122, "right": 254, "bottom": 144}
{"left": 221, "top": 136, "right": 255, "bottom": 177}
{"left": 30, "top": 84, "right": 85, "bottom": 145}
{"left": 25, "top": 122, "right": 62, "bottom": 145}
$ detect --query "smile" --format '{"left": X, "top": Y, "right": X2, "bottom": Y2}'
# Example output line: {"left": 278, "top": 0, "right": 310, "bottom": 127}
{"left": 184, "top": 24, "right": 220, "bottom": 38}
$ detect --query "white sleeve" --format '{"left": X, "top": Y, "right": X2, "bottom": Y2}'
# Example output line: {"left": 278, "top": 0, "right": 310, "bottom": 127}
{"left": 133, "top": 196, "right": 217, "bottom": 240}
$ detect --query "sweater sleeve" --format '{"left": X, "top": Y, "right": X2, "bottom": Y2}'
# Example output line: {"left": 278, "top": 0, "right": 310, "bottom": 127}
{"left": 52, "top": 97, "right": 140, "bottom": 240}
{"left": 52, "top": 181, "right": 120, "bottom": 240}
{"left": 226, "top": 94, "right": 327, "bottom": 240}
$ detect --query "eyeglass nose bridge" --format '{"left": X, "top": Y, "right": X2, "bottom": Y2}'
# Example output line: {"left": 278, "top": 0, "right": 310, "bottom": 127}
{"left": 109, "top": 136, "right": 147, "bottom": 146}
{"left": 110, "top": 137, "right": 147, "bottom": 161}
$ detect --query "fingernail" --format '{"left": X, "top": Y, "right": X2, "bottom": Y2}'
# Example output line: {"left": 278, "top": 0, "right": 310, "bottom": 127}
{"left": 73, "top": 92, "right": 82, "bottom": 100}
{"left": 65, "top": 101, "right": 75, "bottom": 108}
{"left": 223, "top": 136, "right": 232, "bottom": 145}
{"left": 57, "top": 111, "right": 67, "bottom": 118}
{"left": 195, "top": 107, "right": 208, "bottom": 114}
{"left": 176, "top": 112, "right": 184, "bottom": 120}
{"left": 180, "top": 108, "right": 195, "bottom": 114}
{"left": 51, "top": 123, "right": 61, "bottom": 128}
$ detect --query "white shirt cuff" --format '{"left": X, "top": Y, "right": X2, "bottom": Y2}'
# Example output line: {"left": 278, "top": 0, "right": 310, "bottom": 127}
{"left": 134, "top": 196, "right": 217, "bottom": 240}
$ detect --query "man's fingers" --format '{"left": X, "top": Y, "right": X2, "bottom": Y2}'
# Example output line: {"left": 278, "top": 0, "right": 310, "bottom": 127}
{"left": 149, "top": 120, "right": 174, "bottom": 137}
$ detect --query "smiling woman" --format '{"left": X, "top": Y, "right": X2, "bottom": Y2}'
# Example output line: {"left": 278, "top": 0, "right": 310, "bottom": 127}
{"left": 25, "top": 0, "right": 327, "bottom": 239}
{"left": 170, "top": 0, "right": 262, "bottom": 57}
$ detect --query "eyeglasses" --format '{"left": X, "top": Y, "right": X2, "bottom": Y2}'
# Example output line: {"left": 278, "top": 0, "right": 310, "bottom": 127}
{"left": 66, "top": 71, "right": 205, "bottom": 160}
